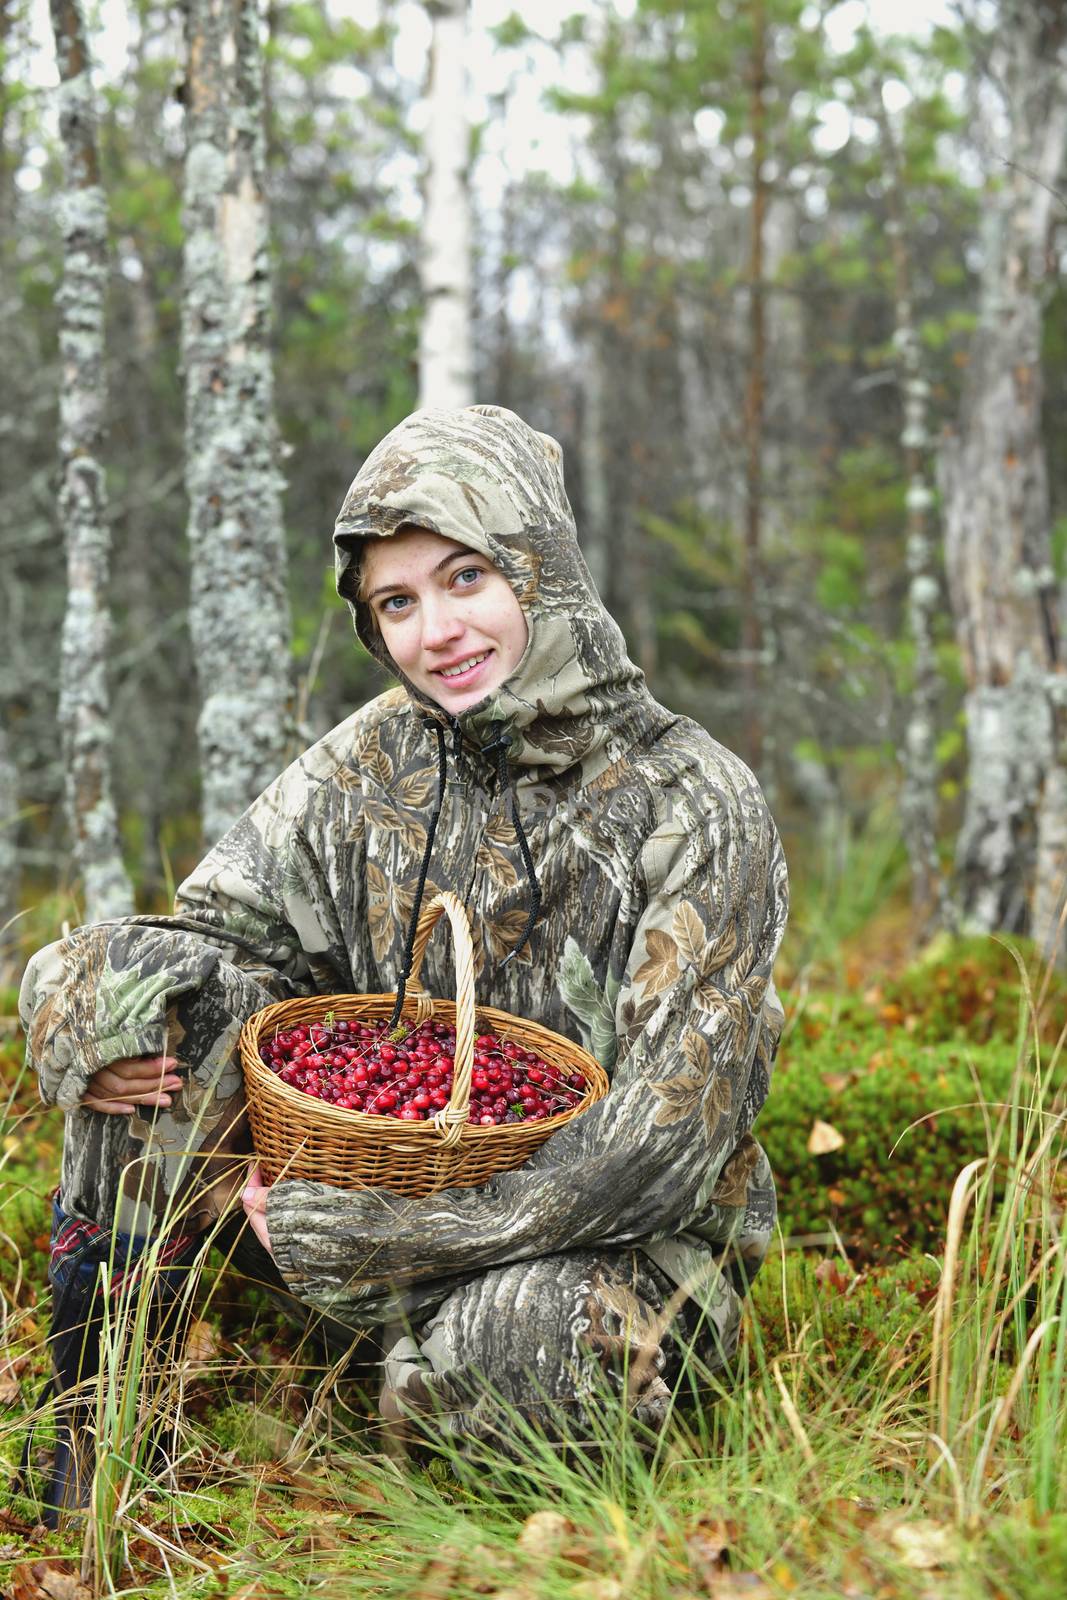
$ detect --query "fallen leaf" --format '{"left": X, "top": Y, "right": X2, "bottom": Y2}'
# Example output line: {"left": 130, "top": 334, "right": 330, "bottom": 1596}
{"left": 516, "top": 1510, "right": 574, "bottom": 1561}
{"left": 7, "top": 1560, "right": 93, "bottom": 1600}
{"left": 886, "top": 1519, "right": 957, "bottom": 1570}
{"left": 183, "top": 1319, "right": 221, "bottom": 1367}
{"left": 813, "top": 1259, "right": 851, "bottom": 1294}
{"left": 820, "top": 1073, "right": 850, "bottom": 1094}
{"left": 571, "top": 1581, "right": 623, "bottom": 1600}
{"left": 0, "top": 1350, "right": 30, "bottom": 1404}
{"left": 686, "top": 1512, "right": 736, "bottom": 1582}
{"left": 807, "top": 1119, "right": 845, "bottom": 1155}
{"left": 704, "top": 1576, "right": 773, "bottom": 1598}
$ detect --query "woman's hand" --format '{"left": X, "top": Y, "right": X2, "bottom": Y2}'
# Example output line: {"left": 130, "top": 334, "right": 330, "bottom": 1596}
{"left": 241, "top": 1164, "right": 273, "bottom": 1257}
{"left": 81, "top": 1055, "right": 184, "bottom": 1116}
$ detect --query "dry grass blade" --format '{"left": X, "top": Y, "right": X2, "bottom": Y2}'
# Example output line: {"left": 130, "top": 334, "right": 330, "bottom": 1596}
{"left": 971, "top": 1314, "right": 1060, "bottom": 1490}
{"left": 771, "top": 1359, "right": 816, "bottom": 1466}
{"left": 929, "top": 1158, "right": 985, "bottom": 1443}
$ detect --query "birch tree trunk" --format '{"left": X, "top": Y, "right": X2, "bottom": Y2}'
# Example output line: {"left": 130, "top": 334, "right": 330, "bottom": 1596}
{"left": 418, "top": 0, "right": 473, "bottom": 409}
{"left": 0, "top": 715, "right": 18, "bottom": 981}
{"left": 940, "top": 0, "right": 1067, "bottom": 954}
{"left": 878, "top": 92, "right": 953, "bottom": 934}
{"left": 740, "top": 0, "right": 768, "bottom": 777}
{"left": 49, "top": 0, "right": 135, "bottom": 920}
{"left": 578, "top": 334, "right": 610, "bottom": 599}
{"left": 181, "top": 0, "right": 292, "bottom": 846}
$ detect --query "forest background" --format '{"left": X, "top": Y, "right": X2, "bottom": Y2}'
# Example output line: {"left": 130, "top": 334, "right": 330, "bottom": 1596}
{"left": 1, "top": 0, "right": 1064, "bottom": 967}
{"left": 3, "top": 0, "right": 1067, "bottom": 1595}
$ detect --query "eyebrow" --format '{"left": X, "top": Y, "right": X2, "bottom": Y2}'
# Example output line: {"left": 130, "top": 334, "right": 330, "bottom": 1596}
{"left": 365, "top": 548, "right": 481, "bottom": 605}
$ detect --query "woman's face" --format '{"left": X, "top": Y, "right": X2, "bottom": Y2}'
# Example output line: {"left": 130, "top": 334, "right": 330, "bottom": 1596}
{"left": 361, "top": 528, "right": 530, "bottom": 712}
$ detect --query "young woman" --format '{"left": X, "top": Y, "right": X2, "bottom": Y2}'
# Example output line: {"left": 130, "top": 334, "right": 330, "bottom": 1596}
{"left": 20, "top": 404, "right": 787, "bottom": 1514}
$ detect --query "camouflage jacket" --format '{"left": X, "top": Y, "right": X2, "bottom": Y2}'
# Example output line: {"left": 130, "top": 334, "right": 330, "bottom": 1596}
{"left": 20, "top": 405, "right": 788, "bottom": 1323}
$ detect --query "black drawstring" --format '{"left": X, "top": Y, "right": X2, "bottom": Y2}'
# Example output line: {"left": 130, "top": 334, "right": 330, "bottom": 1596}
{"left": 389, "top": 719, "right": 542, "bottom": 1022}
{"left": 483, "top": 726, "right": 542, "bottom": 967}
{"left": 389, "top": 720, "right": 449, "bottom": 1028}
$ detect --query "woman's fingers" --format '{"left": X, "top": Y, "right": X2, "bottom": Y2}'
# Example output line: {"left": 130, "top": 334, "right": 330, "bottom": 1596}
{"left": 241, "top": 1166, "right": 273, "bottom": 1255}
{"left": 82, "top": 1055, "right": 183, "bottom": 1112}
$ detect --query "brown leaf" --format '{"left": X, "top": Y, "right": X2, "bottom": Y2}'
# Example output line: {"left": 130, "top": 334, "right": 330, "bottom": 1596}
{"left": 8, "top": 1561, "right": 93, "bottom": 1600}
{"left": 807, "top": 1119, "right": 845, "bottom": 1156}
{"left": 702, "top": 1074, "right": 733, "bottom": 1146}
{"left": 393, "top": 768, "right": 435, "bottom": 809}
{"left": 681, "top": 1029, "right": 712, "bottom": 1082}
{"left": 633, "top": 928, "right": 681, "bottom": 998}
{"left": 649, "top": 1073, "right": 705, "bottom": 1126}
{"left": 0, "top": 1350, "right": 29, "bottom": 1404}
{"left": 885, "top": 1518, "right": 957, "bottom": 1570}
{"left": 183, "top": 1319, "right": 221, "bottom": 1368}
{"left": 515, "top": 1510, "right": 574, "bottom": 1561}
{"left": 701, "top": 924, "right": 738, "bottom": 976}
{"left": 364, "top": 746, "right": 395, "bottom": 790}
{"left": 820, "top": 1073, "right": 850, "bottom": 1094}
{"left": 686, "top": 1511, "right": 735, "bottom": 1578}
{"left": 672, "top": 900, "right": 707, "bottom": 969}
{"left": 481, "top": 908, "right": 535, "bottom": 966}
{"left": 475, "top": 842, "right": 519, "bottom": 891}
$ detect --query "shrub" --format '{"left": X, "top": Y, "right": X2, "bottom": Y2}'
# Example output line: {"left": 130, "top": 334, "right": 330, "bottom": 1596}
{"left": 762, "top": 984, "right": 1025, "bottom": 1257}
{"left": 879, "top": 933, "right": 1067, "bottom": 1048}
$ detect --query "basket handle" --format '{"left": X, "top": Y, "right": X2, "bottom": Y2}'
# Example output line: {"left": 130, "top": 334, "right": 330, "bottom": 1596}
{"left": 404, "top": 891, "right": 476, "bottom": 1148}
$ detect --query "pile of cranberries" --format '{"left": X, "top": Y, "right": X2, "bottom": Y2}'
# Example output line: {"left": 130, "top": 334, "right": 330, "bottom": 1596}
{"left": 259, "top": 1015, "right": 587, "bottom": 1126}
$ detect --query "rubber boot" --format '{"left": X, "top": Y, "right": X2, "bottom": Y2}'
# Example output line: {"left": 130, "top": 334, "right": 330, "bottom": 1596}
{"left": 32, "top": 1212, "right": 202, "bottom": 1527}
{"left": 40, "top": 1226, "right": 113, "bottom": 1527}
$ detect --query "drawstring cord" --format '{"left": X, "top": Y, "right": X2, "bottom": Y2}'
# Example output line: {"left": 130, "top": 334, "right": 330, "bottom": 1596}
{"left": 389, "top": 720, "right": 448, "bottom": 1029}
{"left": 482, "top": 725, "right": 542, "bottom": 967}
{"left": 389, "top": 717, "right": 543, "bottom": 1028}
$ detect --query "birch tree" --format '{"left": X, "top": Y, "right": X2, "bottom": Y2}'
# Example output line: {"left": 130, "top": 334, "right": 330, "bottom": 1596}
{"left": 181, "top": 0, "right": 292, "bottom": 845}
{"left": 875, "top": 82, "right": 953, "bottom": 933}
{"left": 418, "top": 0, "right": 474, "bottom": 409}
{"left": 940, "top": 0, "right": 1067, "bottom": 954}
{"left": 49, "top": 0, "right": 134, "bottom": 919}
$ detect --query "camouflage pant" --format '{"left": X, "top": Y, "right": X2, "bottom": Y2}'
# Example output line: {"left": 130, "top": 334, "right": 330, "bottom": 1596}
{"left": 55, "top": 966, "right": 741, "bottom": 1446}
{"left": 376, "top": 1248, "right": 732, "bottom": 1452}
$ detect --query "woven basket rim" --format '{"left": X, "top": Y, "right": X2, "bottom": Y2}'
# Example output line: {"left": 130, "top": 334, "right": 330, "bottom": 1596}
{"left": 241, "top": 988, "right": 606, "bottom": 1142}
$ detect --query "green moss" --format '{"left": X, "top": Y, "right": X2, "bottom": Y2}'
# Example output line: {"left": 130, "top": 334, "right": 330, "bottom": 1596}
{"left": 763, "top": 975, "right": 1030, "bottom": 1255}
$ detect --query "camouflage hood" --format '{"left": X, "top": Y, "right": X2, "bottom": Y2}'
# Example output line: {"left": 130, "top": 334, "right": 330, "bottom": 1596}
{"left": 333, "top": 404, "right": 664, "bottom": 778}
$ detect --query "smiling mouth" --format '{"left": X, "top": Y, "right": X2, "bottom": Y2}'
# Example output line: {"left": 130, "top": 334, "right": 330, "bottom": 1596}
{"left": 436, "top": 651, "right": 491, "bottom": 681}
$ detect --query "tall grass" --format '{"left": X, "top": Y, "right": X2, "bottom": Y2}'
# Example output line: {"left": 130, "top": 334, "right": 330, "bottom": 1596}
{"left": 3, "top": 933, "right": 1067, "bottom": 1597}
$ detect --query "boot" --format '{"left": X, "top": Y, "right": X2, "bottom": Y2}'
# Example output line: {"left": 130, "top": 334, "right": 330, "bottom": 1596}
{"left": 38, "top": 1218, "right": 113, "bottom": 1527}
{"left": 19, "top": 1204, "right": 203, "bottom": 1528}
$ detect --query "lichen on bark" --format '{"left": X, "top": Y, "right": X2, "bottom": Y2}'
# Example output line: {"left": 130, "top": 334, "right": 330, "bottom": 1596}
{"left": 181, "top": 0, "right": 292, "bottom": 847}
{"left": 50, "top": 0, "right": 134, "bottom": 921}
{"left": 417, "top": 0, "right": 473, "bottom": 409}
{"left": 939, "top": 1, "right": 1067, "bottom": 961}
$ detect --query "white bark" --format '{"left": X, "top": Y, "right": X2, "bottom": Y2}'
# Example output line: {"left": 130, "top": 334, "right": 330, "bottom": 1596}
{"left": 182, "top": 0, "right": 292, "bottom": 846}
{"left": 578, "top": 339, "right": 610, "bottom": 599}
{"left": 940, "top": 0, "right": 1067, "bottom": 955}
{"left": 418, "top": 0, "right": 473, "bottom": 410}
{"left": 50, "top": 0, "right": 135, "bottom": 920}
{"left": 0, "top": 714, "right": 18, "bottom": 981}
{"left": 878, "top": 88, "right": 952, "bottom": 933}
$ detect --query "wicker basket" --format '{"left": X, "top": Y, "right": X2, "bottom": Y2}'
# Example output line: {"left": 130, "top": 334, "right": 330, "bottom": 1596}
{"left": 239, "top": 891, "right": 609, "bottom": 1196}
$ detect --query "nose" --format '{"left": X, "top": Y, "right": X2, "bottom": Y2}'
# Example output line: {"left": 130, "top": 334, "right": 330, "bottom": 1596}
{"left": 420, "top": 592, "right": 464, "bottom": 651}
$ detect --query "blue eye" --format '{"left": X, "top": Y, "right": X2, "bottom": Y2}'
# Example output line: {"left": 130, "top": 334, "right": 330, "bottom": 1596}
{"left": 380, "top": 594, "right": 410, "bottom": 614}
{"left": 455, "top": 566, "right": 483, "bottom": 586}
